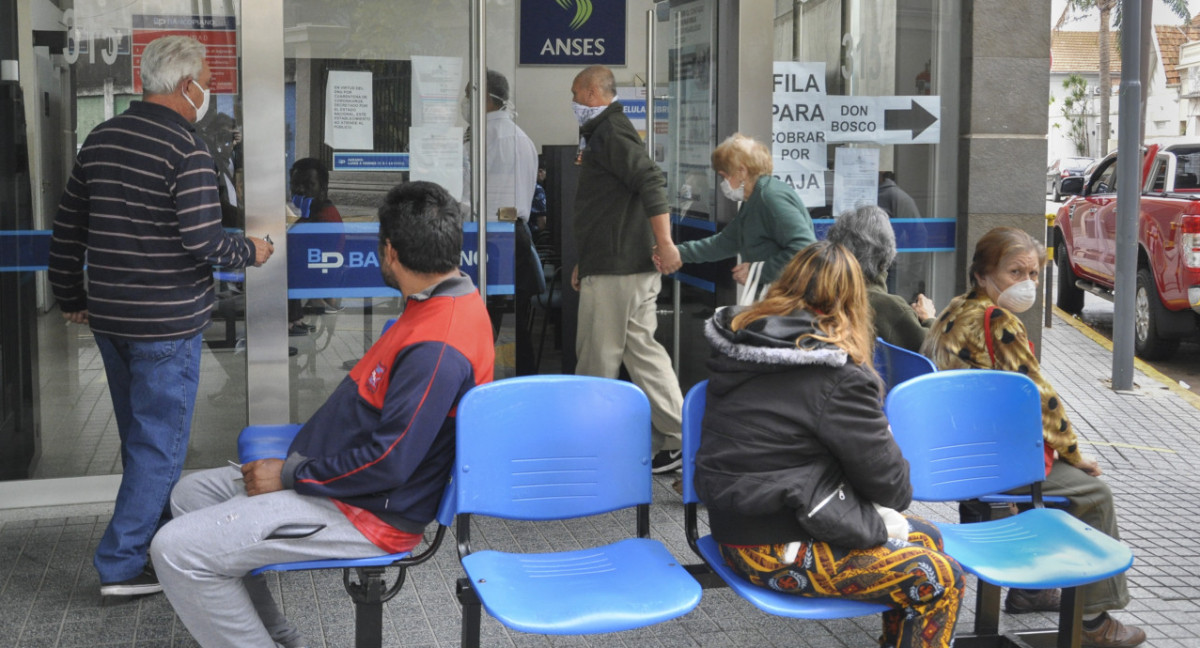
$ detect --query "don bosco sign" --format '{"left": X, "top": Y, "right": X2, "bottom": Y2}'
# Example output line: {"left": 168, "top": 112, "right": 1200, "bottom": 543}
{"left": 520, "top": 0, "right": 626, "bottom": 66}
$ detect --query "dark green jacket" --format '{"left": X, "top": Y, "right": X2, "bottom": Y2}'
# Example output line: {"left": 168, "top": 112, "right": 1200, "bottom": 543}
{"left": 676, "top": 175, "right": 814, "bottom": 283}
{"left": 574, "top": 102, "right": 669, "bottom": 278}
{"left": 868, "top": 274, "right": 933, "bottom": 352}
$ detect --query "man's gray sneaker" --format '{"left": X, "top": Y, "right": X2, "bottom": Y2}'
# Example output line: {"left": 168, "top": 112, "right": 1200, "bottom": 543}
{"left": 100, "top": 565, "right": 162, "bottom": 597}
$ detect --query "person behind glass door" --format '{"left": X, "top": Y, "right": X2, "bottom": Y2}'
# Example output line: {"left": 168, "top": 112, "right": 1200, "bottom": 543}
{"left": 920, "top": 227, "right": 1145, "bottom": 647}
{"left": 286, "top": 157, "right": 344, "bottom": 336}
{"left": 569, "top": 64, "right": 685, "bottom": 475}
{"left": 531, "top": 164, "right": 548, "bottom": 236}
{"left": 463, "top": 69, "right": 540, "bottom": 375}
{"left": 695, "top": 242, "right": 963, "bottom": 648}
{"left": 47, "top": 35, "right": 274, "bottom": 598}
{"left": 656, "top": 133, "right": 815, "bottom": 298}
{"left": 876, "top": 170, "right": 928, "bottom": 300}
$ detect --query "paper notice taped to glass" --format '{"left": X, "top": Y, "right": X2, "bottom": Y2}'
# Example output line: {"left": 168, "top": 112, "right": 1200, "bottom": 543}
{"left": 324, "top": 70, "right": 374, "bottom": 150}
{"left": 409, "top": 125, "right": 465, "bottom": 201}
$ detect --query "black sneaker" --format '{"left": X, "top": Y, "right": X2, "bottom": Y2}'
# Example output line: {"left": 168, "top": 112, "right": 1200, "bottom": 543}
{"left": 100, "top": 565, "right": 162, "bottom": 597}
{"left": 651, "top": 449, "right": 682, "bottom": 474}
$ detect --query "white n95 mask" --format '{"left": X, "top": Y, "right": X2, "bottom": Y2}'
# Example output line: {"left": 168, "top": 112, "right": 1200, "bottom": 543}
{"left": 996, "top": 278, "right": 1037, "bottom": 313}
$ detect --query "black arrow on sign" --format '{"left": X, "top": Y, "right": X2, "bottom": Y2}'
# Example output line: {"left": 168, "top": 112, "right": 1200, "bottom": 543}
{"left": 884, "top": 100, "right": 937, "bottom": 138}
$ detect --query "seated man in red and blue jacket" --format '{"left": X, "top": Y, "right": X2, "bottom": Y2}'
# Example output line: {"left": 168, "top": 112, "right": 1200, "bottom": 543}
{"left": 150, "top": 181, "right": 494, "bottom": 648}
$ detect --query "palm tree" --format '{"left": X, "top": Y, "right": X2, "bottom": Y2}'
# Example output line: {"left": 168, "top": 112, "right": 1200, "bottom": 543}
{"left": 1062, "top": 0, "right": 1117, "bottom": 156}
{"left": 1063, "top": 0, "right": 1190, "bottom": 156}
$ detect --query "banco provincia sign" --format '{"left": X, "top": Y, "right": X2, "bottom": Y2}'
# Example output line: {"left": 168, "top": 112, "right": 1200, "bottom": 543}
{"left": 285, "top": 223, "right": 515, "bottom": 298}
{"left": 520, "top": 0, "right": 626, "bottom": 66}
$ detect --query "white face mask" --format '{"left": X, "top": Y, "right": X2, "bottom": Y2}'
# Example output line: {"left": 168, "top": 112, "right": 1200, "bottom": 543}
{"left": 573, "top": 101, "right": 607, "bottom": 126}
{"left": 185, "top": 79, "right": 210, "bottom": 122}
{"left": 995, "top": 278, "right": 1038, "bottom": 313}
{"left": 719, "top": 177, "right": 745, "bottom": 202}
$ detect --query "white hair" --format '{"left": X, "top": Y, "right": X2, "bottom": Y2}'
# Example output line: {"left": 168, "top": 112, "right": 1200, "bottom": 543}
{"left": 826, "top": 205, "right": 897, "bottom": 282}
{"left": 140, "top": 36, "right": 206, "bottom": 96}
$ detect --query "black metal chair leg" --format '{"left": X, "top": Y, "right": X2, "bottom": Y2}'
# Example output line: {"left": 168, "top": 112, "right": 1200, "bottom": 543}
{"left": 973, "top": 580, "right": 1003, "bottom": 636}
{"left": 457, "top": 577, "right": 482, "bottom": 648}
{"left": 1057, "top": 586, "right": 1083, "bottom": 648}
{"left": 354, "top": 598, "right": 384, "bottom": 648}
{"left": 345, "top": 566, "right": 388, "bottom": 648}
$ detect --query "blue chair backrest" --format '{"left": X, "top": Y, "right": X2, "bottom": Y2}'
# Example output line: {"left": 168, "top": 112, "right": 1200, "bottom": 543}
{"left": 885, "top": 370, "right": 1047, "bottom": 502}
{"left": 875, "top": 337, "right": 937, "bottom": 393}
{"left": 434, "top": 476, "right": 457, "bottom": 527}
{"left": 681, "top": 381, "right": 707, "bottom": 507}
{"left": 454, "top": 375, "right": 653, "bottom": 521}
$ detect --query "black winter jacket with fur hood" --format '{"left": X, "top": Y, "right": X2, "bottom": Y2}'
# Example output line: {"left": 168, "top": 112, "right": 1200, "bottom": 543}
{"left": 694, "top": 306, "right": 912, "bottom": 549}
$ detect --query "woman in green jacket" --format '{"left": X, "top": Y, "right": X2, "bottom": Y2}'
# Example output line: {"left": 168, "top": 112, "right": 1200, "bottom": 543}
{"left": 655, "top": 134, "right": 815, "bottom": 292}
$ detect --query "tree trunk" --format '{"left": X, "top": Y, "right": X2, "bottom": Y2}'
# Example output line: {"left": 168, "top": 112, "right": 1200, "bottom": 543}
{"left": 1099, "top": 2, "right": 1113, "bottom": 156}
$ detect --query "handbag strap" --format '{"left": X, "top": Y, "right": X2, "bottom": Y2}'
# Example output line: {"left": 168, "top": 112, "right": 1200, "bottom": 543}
{"left": 737, "top": 259, "right": 765, "bottom": 306}
{"left": 983, "top": 305, "right": 998, "bottom": 367}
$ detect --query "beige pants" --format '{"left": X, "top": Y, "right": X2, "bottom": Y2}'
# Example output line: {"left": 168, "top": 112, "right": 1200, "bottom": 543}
{"left": 576, "top": 272, "right": 683, "bottom": 452}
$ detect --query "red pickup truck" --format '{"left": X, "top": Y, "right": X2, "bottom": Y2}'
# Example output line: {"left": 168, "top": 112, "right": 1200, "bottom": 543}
{"left": 1055, "top": 142, "right": 1200, "bottom": 359}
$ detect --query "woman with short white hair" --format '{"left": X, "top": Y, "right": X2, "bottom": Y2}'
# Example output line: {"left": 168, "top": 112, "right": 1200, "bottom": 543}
{"left": 827, "top": 205, "right": 935, "bottom": 351}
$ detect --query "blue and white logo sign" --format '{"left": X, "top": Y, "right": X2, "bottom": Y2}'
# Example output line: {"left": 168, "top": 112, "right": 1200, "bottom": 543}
{"left": 286, "top": 223, "right": 515, "bottom": 298}
{"left": 520, "top": 0, "right": 626, "bottom": 66}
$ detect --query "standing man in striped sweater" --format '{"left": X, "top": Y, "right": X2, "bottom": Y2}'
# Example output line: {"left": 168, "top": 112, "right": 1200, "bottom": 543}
{"left": 48, "top": 35, "right": 274, "bottom": 598}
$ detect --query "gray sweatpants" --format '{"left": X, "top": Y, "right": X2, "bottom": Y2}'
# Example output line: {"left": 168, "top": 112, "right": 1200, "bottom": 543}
{"left": 150, "top": 467, "right": 386, "bottom": 648}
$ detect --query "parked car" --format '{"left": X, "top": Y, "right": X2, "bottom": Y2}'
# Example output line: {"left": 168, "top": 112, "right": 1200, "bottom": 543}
{"left": 1054, "top": 143, "right": 1200, "bottom": 359}
{"left": 1046, "top": 156, "right": 1094, "bottom": 202}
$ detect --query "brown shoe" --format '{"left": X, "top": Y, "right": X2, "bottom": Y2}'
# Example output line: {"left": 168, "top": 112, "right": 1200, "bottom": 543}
{"left": 671, "top": 478, "right": 683, "bottom": 495}
{"left": 1081, "top": 613, "right": 1146, "bottom": 648}
{"left": 1004, "top": 587, "right": 1060, "bottom": 613}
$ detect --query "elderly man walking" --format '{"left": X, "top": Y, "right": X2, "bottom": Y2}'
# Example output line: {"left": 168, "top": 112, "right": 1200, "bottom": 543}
{"left": 569, "top": 65, "right": 684, "bottom": 472}
{"left": 48, "top": 35, "right": 273, "bottom": 597}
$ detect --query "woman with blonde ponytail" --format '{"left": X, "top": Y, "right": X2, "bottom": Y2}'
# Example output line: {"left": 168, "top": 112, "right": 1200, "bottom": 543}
{"left": 730, "top": 239, "right": 876, "bottom": 367}
{"left": 694, "top": 241, "right": 964, "bottom": 648}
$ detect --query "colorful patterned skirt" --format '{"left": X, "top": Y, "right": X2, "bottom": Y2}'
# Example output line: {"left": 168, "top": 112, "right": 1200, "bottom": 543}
{"left": 719, "top": 515, "right": 964, "bottom": 648}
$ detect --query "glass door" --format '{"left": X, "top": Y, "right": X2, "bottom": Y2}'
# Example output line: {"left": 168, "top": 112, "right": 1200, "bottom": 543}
{"left": 1, "top": 0, "right": 249, "bottom": 498}
{"left": 652, "top": 0, "right": 726, "bottom": 390}
{"left": 1, "top": 0, "right": 517, "bottom": 507}
{"left": 274, "top": 0, "right": 514, "bottom": 420}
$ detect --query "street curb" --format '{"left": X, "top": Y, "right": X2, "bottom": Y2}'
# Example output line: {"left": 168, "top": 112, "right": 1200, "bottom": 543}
{"left": 1051, "top": 306, "right": 1200, "bottom": 412}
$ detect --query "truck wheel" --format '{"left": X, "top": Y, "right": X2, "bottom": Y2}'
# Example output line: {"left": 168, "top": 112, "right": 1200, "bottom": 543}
{"left": 1056, "top": 241, "right": 1085, "bottom": 315}
{"left": 1134, "top": 267, "right": 1180, "bottom": 360}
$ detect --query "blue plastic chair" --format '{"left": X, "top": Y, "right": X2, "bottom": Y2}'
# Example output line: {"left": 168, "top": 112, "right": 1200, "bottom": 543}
{"left": 871, "top": 339, "right": 1070, "bottom": 518}
{"left": 886, "top": 370, "right": 1135, "bottom": 647}
{"left": 873, "top": 337, "right": 938, "bottom": 394}
{"left": 680, "top": 381, "right": 890, "bottom": 619}
{"left": 451, "top": 376, "right": 702, "bottom": 646}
